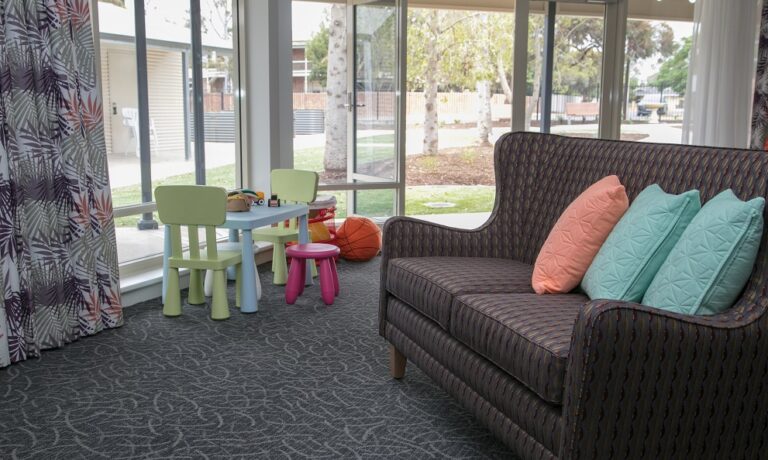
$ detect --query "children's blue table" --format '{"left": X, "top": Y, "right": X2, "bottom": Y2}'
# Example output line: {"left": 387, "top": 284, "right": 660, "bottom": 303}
{"left": 162, "top": 203, "right": 311, "bottom": 313}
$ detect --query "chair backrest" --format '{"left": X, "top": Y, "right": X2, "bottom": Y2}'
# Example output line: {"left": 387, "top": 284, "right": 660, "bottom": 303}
{"left": 156, "top": 185, "right": 227, "bottom": 260}
{"left": 271, "top": 169, "right": 319, "bottom": 204}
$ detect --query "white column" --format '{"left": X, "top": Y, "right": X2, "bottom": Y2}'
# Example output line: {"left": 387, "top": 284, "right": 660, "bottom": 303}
{"left": 598, "top": 0, "right": 628, "bottom": 140}
{"left": 240, "top": 0, "right": 294, "bottom": 194}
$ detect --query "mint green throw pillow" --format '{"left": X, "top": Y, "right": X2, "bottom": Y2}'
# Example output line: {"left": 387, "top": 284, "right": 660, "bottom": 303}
{"left": 642, "top": 189, "right": 765, "bottom": 315}
{"left": 582, "top": 185, "right": 701, "bottom": 302}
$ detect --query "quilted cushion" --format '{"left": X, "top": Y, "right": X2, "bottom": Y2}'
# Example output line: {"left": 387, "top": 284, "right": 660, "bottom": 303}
{"left": 643, "top": 189, "right": 765, "bottom": 315}
{"left": 386, "top": 257, "right": 534, "bottom": 329}
{"left": 532, "top": 175, "right": 629, "bottom": 294}
{"left": 582, "top": 185, "right": 701, "bottom": 302}
{"left": 451, "top": 293, "right": 588, "bottom": 404}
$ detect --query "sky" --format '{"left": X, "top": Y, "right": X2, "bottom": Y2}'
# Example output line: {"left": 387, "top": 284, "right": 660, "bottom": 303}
{"left": 293, "top": 1, "right": 332, "bottom": 42}
{"left": 633, "top": 20, "right": 693, "bottom": 82}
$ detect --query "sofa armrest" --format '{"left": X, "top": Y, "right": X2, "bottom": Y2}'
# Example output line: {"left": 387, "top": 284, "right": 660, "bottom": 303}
{"left": 559, "top": 299, "right": 768, "bottom": 459}
{"left": 381, "top": 215, "right": 498, "bottom": 261}
{"left": 378, "top": 215, "right": 499, "bottom": 336}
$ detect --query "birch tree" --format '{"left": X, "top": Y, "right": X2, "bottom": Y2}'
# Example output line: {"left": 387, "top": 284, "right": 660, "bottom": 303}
{"left": 422, "top": 10, "right": 440, "bottom": 155}
{"left": 324, "top": 5, "right": 348, "bottom": 172}
{"left": 526, "top": 20, "right": 543, "bottom": 130}
{"left": 408, "top": 10, "right": 479, "bottom": 155}
{"left": 474, "top": 14, "right": 495, "bottom": 145}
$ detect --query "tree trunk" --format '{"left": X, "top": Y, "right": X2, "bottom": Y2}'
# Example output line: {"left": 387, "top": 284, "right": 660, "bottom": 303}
{"left": 476, "top": 80, "right": 493, "bottom": 145}
{"left": 422, "top": 10, "right": 439, "bottom": 156}
{"left": 324, "top": 5, "right": 347, "bottom": 172}
{"left": 623, "top": 58, "right": 631, "bottom": 122}
{"left": 525, "top": 25, "right": 543, "bottom": 131}
{"left": 497, "top": 54, "right": 512, "bottom": 104}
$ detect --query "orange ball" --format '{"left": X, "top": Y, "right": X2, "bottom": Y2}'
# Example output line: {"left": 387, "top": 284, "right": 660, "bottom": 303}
{"left": 335, "top": 216, "right": 382, "bottom": 262}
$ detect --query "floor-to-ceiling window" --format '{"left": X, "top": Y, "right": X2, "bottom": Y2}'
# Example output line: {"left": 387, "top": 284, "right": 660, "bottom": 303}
{"left": 524, "top": 2, "right": 604, "bottom": 138}
{"left": 402, "top": 7, "right": 515, "bottom": 221}
{"left": 549, "top": 13, "right": 604, "bottom": 138}
{"left": 288, "top": 0, "right": 698, "bottom": 224}
{"left": 620, "top": 19, "right": 693, "bottom": 144}
{"left": 97, "top": 0, "right": 241, "bottom": 265}
{"left": 291, "top": 0, "right": 405, "bottom": 219}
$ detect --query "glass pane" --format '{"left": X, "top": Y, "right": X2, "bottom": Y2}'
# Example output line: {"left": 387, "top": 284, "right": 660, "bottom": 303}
{"left": 99, "top": 0, "right": 238, "bottom": 264}
{"left": 404, "top": 7, "right": 509, "bottom": 219}
{"left": 143, "top": 0, "right": 196, "bottom": 196}
{"left": 291, "top": 1, "right": 349, "bottom": 185}
{"left": 202, "top": 0, "right": 237, "bottom": 189}
{"left": 526, "top": 10, "right": 544, "bottom": 132}
{"left": 353, "top": 2, "right": 397, "bottom": 180}
{"left": 550, "top": 14, "right": 604, "bottom": 138}
{"left": 355, "top": 189, "right": 395, "bottom": 218}
{"left": 98, "top": 0, "right": 155, "bottom": 263}
{"left": 621, "top": 20, "right": 693, "bottom": 144}
{"left": 99, "top": 0, "right": 141, "bottom": 207}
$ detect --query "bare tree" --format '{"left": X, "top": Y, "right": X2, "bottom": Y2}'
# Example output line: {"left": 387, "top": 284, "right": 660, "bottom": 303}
{"left": 498, "top": 55, "right": 513, "bottom": 103}
{"left": 525, "top": 23, "right": 543, "bottom": 130}
{"left": 324, "top": 5, "right": 348, "bottom": 172}
{"left": 475, "top": 14, "right": 493, "bottom": 145}
{"left": 422, "top": 10, "right": 440, "bottom": 155}
{"left": 476, "top": 80, "right": 493, "bottom": 145}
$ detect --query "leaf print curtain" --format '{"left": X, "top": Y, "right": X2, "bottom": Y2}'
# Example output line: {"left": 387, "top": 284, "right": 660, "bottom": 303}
{"left": 752, "top": 1, "right": 768, "bottom": 150}
{"left": 0, "top": 0, "right": 123, "bottom": 367}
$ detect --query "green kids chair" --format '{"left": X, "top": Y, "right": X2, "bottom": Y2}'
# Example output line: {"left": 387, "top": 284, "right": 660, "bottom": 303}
{"left": 253, "top": 169, "right": 319, "bottom": 285}
{"left": 156, "top": 185, "right": 242, "bottom": 320}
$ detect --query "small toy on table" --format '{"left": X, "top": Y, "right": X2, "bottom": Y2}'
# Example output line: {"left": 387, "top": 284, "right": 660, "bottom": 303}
{"left": 268, "top": 194, "right": 281, "bottom": 207}
{"left": 226, "top": 189, "right": 265, "bottom": 211}
{"left": 251, "top": 190, "right": 266, "bottom": 206}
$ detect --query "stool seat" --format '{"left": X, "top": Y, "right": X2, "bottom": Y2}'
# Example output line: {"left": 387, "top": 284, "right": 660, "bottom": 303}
{"left": 285, "top": 243, "right": 340, "bottom": 306}
{"left": 286, "top": 243, "right": 340, "bottom": 259}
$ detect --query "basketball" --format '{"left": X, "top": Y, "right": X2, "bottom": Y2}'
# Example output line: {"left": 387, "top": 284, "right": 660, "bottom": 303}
{"left": 335, "top": 216, "right": 382, "bottom": 262}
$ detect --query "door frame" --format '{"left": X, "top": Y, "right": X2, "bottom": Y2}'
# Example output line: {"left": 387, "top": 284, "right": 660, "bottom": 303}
{"left": 319, "top": 0, "right": 407, "bottom": 217}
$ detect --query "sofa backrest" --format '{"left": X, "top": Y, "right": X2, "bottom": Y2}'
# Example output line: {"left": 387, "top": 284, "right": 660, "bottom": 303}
{"left": 493, "top": 132, "right": 768, "bottom": 317}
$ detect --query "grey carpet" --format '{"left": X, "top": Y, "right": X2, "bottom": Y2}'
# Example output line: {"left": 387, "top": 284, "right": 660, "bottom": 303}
{"left": 0, "top": 258, "right": 516, "bottom": 459}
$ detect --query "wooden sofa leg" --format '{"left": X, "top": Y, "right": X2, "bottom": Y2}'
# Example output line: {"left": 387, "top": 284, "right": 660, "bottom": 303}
{"left": 390, "top": 345, "right": 407, "bottom": 379}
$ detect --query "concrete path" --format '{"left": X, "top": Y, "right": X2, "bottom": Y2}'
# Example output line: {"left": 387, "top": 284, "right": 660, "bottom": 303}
{"left": 108, "top": 123, "right": 684, "bottom": 190}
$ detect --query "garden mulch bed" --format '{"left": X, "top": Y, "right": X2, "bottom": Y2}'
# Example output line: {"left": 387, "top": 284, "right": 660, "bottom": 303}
{"left": 406, "top": 145, "right": 495, "bottom": 186}
{"left": 318, "top": 147, "right": 494, "bottom": 187}
{"left": 317, "top": 133, "right": 648, "bottom": 186}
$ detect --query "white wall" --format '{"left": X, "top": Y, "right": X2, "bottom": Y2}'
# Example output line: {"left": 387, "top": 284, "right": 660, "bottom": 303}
{"left": 147, "top": 49, "right": 185, "bottom": 155}
{"left": 241, "top": 0, "right": 294, "bottom": 193}
{"left": 100, "top": 43, "right": 186, "bottom": 158}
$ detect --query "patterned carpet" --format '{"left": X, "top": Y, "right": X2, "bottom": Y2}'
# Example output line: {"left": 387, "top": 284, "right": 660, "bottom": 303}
{"left": 0, "top": 258, "right": 515, "bottom": 459}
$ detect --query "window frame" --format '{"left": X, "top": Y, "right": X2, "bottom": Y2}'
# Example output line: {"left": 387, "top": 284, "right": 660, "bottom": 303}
{"left": 91, "top": 0, "right": 244, "bottom": 269}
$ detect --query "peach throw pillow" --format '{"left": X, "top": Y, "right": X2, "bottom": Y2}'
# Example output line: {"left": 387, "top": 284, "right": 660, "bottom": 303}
{"left": 532, "top": 175, "right": 629, "bottom": 294}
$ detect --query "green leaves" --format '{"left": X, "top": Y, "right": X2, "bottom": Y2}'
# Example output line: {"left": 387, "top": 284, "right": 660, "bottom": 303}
{"left": 652, "top": 37, "right": 692, "bottom": 96}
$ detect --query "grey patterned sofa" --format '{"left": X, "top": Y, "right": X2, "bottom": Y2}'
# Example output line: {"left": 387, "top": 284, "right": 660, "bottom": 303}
{"left": 379, "top": 132, "right": 768, "bottom": 460}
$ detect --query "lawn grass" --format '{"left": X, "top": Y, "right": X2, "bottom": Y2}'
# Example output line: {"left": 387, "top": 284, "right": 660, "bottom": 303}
{"left": 293, "top": 144, "right": 394, "bottom": 173}
{"left": 112, "top": 163, "right": 236, "bottom": 227}
{"left": 111, "top": 147, "right": 495, "bottom": 227}
{"left": 405, "top": 185, "right": 495, "bottom": 215}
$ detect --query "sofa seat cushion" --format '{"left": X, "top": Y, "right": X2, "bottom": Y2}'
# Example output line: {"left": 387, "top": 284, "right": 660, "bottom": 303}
{"left": 386, "top": 257, "right": 535, "bottom": 329}
{"left": 451, "top": 293, "right": 588, "bottom": 405}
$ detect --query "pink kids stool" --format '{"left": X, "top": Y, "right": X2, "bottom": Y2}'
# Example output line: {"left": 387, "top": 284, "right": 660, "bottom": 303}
{"left": 285, "top": 243, "right": 340, "bottom": 305}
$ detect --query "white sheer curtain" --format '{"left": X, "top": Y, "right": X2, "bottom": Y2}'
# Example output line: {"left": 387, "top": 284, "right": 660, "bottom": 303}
{"left": 682, "top": 0, "right": 762, "bottom": 148}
